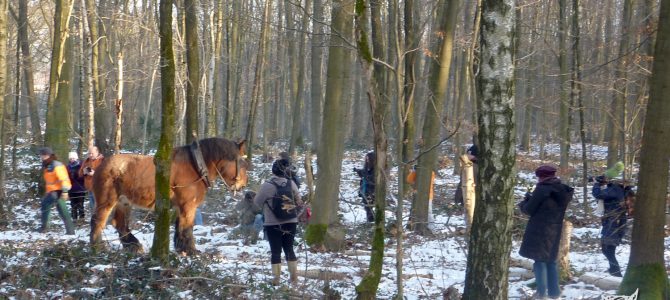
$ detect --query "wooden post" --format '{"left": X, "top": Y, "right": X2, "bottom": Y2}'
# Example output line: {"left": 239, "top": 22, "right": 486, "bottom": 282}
{"left": 558, "top": 220, "right": 573, "bottom": 280}
{"left": 460, "top": 154, "right": 476, "bottom": 230}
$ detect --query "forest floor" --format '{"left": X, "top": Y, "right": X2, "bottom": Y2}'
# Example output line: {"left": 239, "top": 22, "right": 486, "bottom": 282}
{"left": 0, "top": 141, "right": 668, "bottom": 299}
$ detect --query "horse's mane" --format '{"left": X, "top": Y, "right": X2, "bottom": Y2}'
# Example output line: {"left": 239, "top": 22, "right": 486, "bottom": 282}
{"left": 172, "top": 138, "right": 240, "bottom": 163}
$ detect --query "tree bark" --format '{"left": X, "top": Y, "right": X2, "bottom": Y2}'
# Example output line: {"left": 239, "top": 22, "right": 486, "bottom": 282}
{"left": 0, "top": 0, "right": 7, "bottom": 208}
{"left": 411, "top": 0, "right": 460, "bottom": 235}
{"left": 310, "top": 0, "right": 324, "bottom": 153}
{"left": 45, "top": 0, "right": 74, "bottom": 159}
{"left": 304, "top": 0, "right": 354, "bottom": 249}
{"left": 151, "top": 0, "right": 177, "bottom": 263}
{"left": 18, "top": 0, "right": 41, "bottom": 146}
{"left": 619, "top": 0, "right": 670, "bottom": 298}
{"left": 462, "top": 0, "right": 516, "bottom": 298}
{"left": 558, "top": 0, "right": 571, "bottom": 168}
{"left": 183, "top": 0, "right": 199, "bottom": 143}
{"left": 354, "top": 1, "right": 388, "bottom": 298}
{"left": 244, "top": 0, "right": 272, "bottom": 163}
{"left": 461, "top": 154, "right": 475, "bottom": 231}
{"left": 289, "top": 0, "right": 311, "bottom": 156}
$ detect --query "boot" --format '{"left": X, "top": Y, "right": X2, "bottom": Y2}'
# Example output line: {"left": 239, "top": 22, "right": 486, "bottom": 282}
{"left": 287, "top": 260, "right": 298, "bottom": 284}
{"left": 271, "top": 264, "right": 281, "bottom": 286}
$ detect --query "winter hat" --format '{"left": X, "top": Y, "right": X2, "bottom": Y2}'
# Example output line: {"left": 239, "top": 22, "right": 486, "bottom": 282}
{"left": 535, "top": 165, "right": 557, "bottom": 179}
{"left": 68, "top": 152, "right": 79, "bottom": 160}
{"left": 604, "top": 161, "right": 624, "bottom": 179}
{"left": 38, "top": 147, "right": 54, "bottom": 156}
{"left": 272, "top": 159, "right": 290, "bottom": 177}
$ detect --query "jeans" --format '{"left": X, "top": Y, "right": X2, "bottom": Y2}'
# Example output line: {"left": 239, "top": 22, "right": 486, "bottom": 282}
{"left": 533, "top": 260, "right": 560, "bottom": 298}
{"left": 265, "top": 223, "right": 297, "bottom": 264}
{"left": 88, "top": 191, "right": 96, "bottom": 211}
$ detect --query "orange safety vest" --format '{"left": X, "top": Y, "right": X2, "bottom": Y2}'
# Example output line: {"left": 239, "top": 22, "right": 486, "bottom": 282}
{"left": 43, "top": 161, "right": 72, "bottom": 193}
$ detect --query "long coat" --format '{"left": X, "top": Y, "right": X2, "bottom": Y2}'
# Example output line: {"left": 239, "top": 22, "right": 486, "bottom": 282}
{"left": 592, "top": 183, "right": 628, "bottom": 246}
{"left": 519, "top": 178, "right": 573, "bottom": 262}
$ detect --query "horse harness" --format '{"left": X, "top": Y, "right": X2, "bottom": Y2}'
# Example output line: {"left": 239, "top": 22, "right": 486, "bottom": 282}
{"left": 170, "top": 141, "right": 242, "bottom": 191}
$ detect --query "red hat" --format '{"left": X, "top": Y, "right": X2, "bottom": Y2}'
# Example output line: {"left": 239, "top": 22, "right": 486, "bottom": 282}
{"left": 535, "top": 165, "right": 557, "bottom": 178}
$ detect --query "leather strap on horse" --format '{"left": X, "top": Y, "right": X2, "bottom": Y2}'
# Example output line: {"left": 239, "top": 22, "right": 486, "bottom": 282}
{"left": 189, "top": 140, "right": 212, "bottom": 188}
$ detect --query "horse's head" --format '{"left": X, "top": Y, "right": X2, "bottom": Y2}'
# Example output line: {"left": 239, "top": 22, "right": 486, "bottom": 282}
{"left": 218, "top": 140, "right": 249, "bottom": 192}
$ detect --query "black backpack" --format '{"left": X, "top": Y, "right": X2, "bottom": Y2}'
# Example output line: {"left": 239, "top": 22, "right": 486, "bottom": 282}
{"left": 266, "top": 181, "right": 297, "bottom": 220}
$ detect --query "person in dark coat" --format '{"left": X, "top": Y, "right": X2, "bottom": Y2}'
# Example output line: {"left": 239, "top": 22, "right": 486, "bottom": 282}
{"left": 66, "top": 152, "right": 87, "bottom": 222}
{"left": 519, "top": 165, "right": 573, "bottom": 299}
{"left": 354, "top": 151, "right": 376, "bottom": 222}
{"left": 592, "top": 172, "right": 630, "bottom": 277}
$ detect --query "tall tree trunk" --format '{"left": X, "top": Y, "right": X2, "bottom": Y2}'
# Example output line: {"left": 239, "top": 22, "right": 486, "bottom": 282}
{"left": 289, "top": 0, "right": 311, "bottom": 156}
{"left": 411, "top": 0, "right": 460, "bottom": 235}
{"left": 244, "top": 0, "right": 272, "bottom": 163}
{"left": 572, "top": 0, "right": 590, "bottom": 215}
{"left": 608, "top": 0, "right": 634, "bottom": 168}
{"left": 79, "top": 0, "right": 94, "bottom": 149}
{"left": 558, "top": 0, "right": 571, "bottom": 168}
{"left": 310, "top": 0, "right": 324, "bottom": 153}
{"left": 18, "top": 0, "right": 41, "bottom": 146}
{"left": 85, "top": 0, "right": 109, "bottom": 151}
{"left": 151, "top": 0, "right": 177, "bottom": 263}
{"left": 304, "top": 0, "right": 354, "bottom": 249}
{"left": 184, "top": 0, "right": 199, "bottom": 143}
{"left": 354, "top": 1, "right": 388, "bottom": 298}
{"left": 0, "top": 0, "right": 7, "bottom": 211}
{"left": 45, "top": 0, "right": 74, "bottom": 159}
{"left": 619, "top": 1, "right": 670, "bottom": 298}
{"left": 211, "top": 0, "right": 224, "bottom": 136}
{"left": 462, "top": 0, "right": 516, "bottom": 298}
{"left": 113, "top": 52, "right": 123, "bottom": 153}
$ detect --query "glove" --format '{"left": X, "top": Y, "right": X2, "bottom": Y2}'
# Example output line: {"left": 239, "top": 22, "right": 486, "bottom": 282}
{"left": 595, "top": 175, "right": 607, "bottom": 184}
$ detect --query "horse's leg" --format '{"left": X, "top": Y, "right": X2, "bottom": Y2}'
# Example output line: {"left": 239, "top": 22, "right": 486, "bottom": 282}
{"left": 90, "top": 200, "right": 115, "bottom": 248}
{"left": 112, "top": 201, "right": 143, "bottom": 253}
{"left": 173, "top": 204, "right": 198, "bottom": 255}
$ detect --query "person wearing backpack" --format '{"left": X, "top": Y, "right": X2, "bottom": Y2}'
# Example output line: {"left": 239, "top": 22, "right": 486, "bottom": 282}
{"left": 253, "top": 158, "right": 303, "bottom": 285}
{"left": 518, "top": 165, "right": 573, "bottom": 299}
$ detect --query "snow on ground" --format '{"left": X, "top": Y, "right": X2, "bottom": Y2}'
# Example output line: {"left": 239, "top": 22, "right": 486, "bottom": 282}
{"left": 0, "top": 143, "right": 668, "bottom": 299}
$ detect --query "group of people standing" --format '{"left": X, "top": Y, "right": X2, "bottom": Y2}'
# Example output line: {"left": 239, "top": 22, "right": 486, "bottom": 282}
{"left": 37, "top": 146, "right": 104, "bottom": 234}
{"left": 519, "top": 162, "right": 633, "bottom": 299}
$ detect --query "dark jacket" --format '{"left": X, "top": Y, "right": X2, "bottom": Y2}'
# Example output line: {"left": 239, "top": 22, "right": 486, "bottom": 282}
{"left": 355, "top": 167, "right": 375, "bottom": 198}
{"left": 67, "top": 160, "right": 86, "bottom": 193}
{"left": 519, "top": 178, "right": 573, "bottom": 262}
{"left": 592, "top": 182, "right": 628, "bottom": 245}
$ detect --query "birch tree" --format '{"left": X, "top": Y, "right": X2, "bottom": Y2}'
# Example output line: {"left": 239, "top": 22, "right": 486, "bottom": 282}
{"left": 463, "top": 0, "right": 517, "bottom": 298}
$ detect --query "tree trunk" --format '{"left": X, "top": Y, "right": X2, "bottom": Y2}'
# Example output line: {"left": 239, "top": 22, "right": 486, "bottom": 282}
{"left": 0, "top": 0, "right": 7, "bottom": 210}
{"left": 304, "top": 0, "right": 354, "bottom": 249}
{"left": 184, "top": 0, "right": 199, "bottom": 143}
{"left": 18, "top": 0, "right": 41, "bottom": 146}
{"left": 354, "top": 1, "right": 388, "bottom": 298}
{"left": 411, "top": 0, "right": 460, "bottom": 235}
{"left": 151, "top": 0, "right": 177, "bottom": 263}
{"left": 462, "top": 0, "right": 516, "bottom": 298}
{"left": 244, "top": 0, "right": 272, "bottom": 163}
{"left": 288, "top": 0, "right": 311, "bottom": 156}
{"left": 461, "top": 154, "right": 475, "bottom": 230}
{"left": 571, "top": 0, "right": 591, "bottom": 215}
{"left": 310, "top": 0, "right": 324, "bottom": 153}
{"left": 79, "top": 0, "right": 94, "bottom": 148}
{"left": 619, "top": 1, "right": 670, "bottom": 298}
{"left": 558, "top": 220, "right": 573, "bottom": 280}
{"left": 113, "top": 52, "right": 123, "bottom": 153}
{"left": 211, "top": 0, "right": 224, "bottom": 136}
{"left": 84, "top": 0, "right": 110, "bottom": 152}
{"left": 558, "top": 0, "right": 571, "bottom": 168}
{"left": 45, "top": 0, "right": 74, "bottom": 159}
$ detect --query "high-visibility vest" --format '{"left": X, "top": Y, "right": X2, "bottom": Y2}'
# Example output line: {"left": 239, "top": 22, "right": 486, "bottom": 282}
{"left": 43, "top": 160, "right": 72, "bottom": 193}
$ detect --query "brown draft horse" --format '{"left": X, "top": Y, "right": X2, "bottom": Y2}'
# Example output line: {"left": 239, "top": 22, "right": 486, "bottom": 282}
{"left": 90, "top": 138, "right": 248, "bottom": 254}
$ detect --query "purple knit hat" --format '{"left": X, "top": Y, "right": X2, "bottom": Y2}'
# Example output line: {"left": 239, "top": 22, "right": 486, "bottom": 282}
{"left": 535, "top": 165, "right": 557, "bottom": 179}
